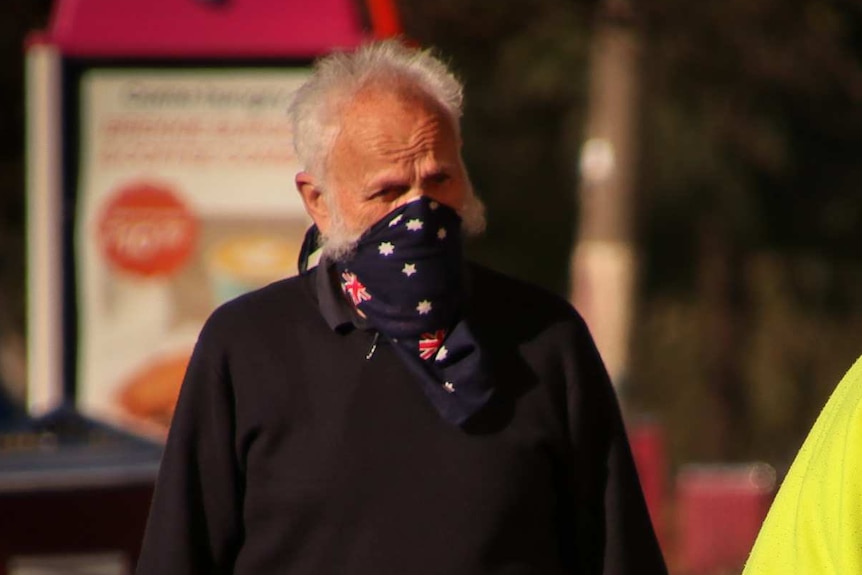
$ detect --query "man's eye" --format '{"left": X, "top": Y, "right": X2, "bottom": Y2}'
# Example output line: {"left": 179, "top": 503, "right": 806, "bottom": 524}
{"left": 428, "top": 173, "right": 450, "bottom": 185}
{"left": 372, "top": 186, "right": 408, "bottom": 199}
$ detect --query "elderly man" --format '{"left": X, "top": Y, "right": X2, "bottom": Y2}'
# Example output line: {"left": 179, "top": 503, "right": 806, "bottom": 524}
{"left": 136, "top": 40, "right": 667, "bottom": 575}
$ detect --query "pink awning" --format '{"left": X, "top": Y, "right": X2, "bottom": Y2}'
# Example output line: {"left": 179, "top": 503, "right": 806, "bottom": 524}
{"left": 47, "top": 0, "right": 372, "bottom": 58}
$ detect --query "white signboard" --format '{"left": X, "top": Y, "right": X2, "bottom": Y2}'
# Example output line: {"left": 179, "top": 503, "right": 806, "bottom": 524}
{"left": 75, "top": 68, "right": 311, "bottom": 438}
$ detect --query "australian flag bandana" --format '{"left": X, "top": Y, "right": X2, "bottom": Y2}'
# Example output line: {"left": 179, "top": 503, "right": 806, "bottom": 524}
{"left": 334, "top": 196, "right": 493, "bottom": 425}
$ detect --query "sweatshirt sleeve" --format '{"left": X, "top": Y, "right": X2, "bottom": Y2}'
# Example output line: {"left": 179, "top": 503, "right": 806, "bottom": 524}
{"left": 136, "top": 319, "right": 243, "bottom": 575}
{"left": 741, "top": 355, "right": 862, "bottom": 575}
{"left": 565, "top": 314, "right": 668, "bottom": 575}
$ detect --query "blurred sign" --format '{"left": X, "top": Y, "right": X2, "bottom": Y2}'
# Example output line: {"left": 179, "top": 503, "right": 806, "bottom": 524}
{"left": 24, "top": 0, "right": 394, "bottom": 441}
{"left": 75, "top": 68, "right": 311, "bottom": 438}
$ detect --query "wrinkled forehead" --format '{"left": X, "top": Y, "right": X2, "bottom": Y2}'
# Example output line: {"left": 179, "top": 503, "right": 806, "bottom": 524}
{"left": 324, "top": 88, "right": 458, "bottom": 178}
{"left": 339, "top": 82, "right": 458, "bottom": 143}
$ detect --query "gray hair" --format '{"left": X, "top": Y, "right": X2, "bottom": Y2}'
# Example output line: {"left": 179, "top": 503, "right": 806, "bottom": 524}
{"left": 287, "top": 38, "right": 465, "bottom": 183}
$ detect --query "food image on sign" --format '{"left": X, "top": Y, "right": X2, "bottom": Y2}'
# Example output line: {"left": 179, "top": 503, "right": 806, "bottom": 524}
{"left": 117, "top": 350, "right": 191, "bottom": 430}
{"left": 207, "top": 235, "right": 301, "bottom": 304}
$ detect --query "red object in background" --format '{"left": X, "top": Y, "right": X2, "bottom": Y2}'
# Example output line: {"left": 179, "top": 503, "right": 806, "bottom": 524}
{"left": 0, "top": 484, "right": 154, "bottom": 575}
{"left": 676, "top": 464, "right": 776, "bottom": 575}
{"left": 97, "top": 182, "right": 198, "bottom": 277}
{"left": 366, "top": 0, "right": 403, "bottom": 38}
{"left": 45, "top": 0, "right": 375, "bottom": 58}
{"left": 42, "top": 0, "right": 406, "bottom": 59}
{"left": 628, "top": 419, "right": 668, "bottom": 548}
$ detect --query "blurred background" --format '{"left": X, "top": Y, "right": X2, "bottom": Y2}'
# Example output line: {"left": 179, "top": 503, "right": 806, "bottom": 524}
{"left": 0, "top": 0, "right": 861, "bottom": 573}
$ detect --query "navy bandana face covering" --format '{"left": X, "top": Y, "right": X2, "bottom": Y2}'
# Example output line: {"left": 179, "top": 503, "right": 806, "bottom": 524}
{"left": 334, "top": 196, "right": 493, "bottom": 425}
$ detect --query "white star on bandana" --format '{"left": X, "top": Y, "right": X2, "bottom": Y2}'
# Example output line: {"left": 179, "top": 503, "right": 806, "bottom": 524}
{"left": 436, "top": 346, "right": 448, "bottom": 361}
{"left": 378, "top": 241, "right": 395, "bottom": 256}
{"left": 389, "top": 214, "right": 403, "bottom": 227}
{"left": 416, "top": 300, "right": 432, "bottom": 315}
{"left": 406, "top": 218, "right": 424, "bottom": 231}
{"left": 437, "top": 227, "right": 447, "bottom": 240}
{"left": 402, "top": 263, "right": 417, "bottom": 277}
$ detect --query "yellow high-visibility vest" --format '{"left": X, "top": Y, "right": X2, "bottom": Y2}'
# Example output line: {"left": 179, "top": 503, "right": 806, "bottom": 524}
{"left": 743, "top": 355, "right": 862, "bottom": 574}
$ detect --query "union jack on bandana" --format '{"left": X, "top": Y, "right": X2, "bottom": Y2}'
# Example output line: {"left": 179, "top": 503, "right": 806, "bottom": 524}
{"left": 419, "top": 329, "right": 447, "bottom": 361}
{"left": 340, "top": 272, "right": 372, "bottom": 306}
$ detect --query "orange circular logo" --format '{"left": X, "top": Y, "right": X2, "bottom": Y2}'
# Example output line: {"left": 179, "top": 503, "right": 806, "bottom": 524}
{"left": 97, "top": 182, "right": 197, "bottom": 277}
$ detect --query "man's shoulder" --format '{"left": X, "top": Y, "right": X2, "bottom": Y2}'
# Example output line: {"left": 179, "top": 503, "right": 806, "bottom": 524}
{"left": 468, "top": 262, "right": 579, "bottom": 321}
{"left": 467, "top": 262, "right": 588, "bottom": 345}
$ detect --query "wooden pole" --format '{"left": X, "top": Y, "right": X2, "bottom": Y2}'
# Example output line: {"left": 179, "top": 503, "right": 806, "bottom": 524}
{"left": 570, "top": 2, "right": 641, "bottom": 387}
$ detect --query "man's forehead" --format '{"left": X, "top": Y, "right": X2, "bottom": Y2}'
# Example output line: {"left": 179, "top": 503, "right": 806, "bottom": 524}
{"left": 343, "top": 82, "right": 450, "bottom": 127}
{"left": 334, "top": 89, "right": 455, "bottom": 155}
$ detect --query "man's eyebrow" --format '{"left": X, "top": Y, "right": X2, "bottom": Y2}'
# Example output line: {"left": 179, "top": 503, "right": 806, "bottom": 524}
{"left": 366, "top": 163, "right": 455, "bottom": 191}
{"left": 367, "top": 174, "right": 410, "bottom": 192}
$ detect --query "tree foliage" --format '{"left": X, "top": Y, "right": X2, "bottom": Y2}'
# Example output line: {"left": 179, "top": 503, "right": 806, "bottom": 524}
{"left": 399, "top": 0, "right": 862, "bottom": 467}
{"left": 633, "top": 0, "right": 862, "bottom": 464}
{"left": 399, "top": 0, "right": 597, "bottom": 295}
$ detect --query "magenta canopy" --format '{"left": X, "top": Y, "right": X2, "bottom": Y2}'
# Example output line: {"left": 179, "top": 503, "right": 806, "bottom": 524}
{"left": 46, "top": 0, "right": 370, "bottom": 58}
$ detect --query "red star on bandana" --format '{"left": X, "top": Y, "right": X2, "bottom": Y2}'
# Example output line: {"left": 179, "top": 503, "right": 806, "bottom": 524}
{"left": 341, "top": 271, "right": 372, "bottom": 306}
{"left": 419, "top": 329, "right": 447, "bottom": 360}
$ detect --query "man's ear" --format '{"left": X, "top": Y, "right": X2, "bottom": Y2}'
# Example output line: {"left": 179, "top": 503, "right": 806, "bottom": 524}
{"left": 296, "top": 171, "right": 331, "bottom": 234}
